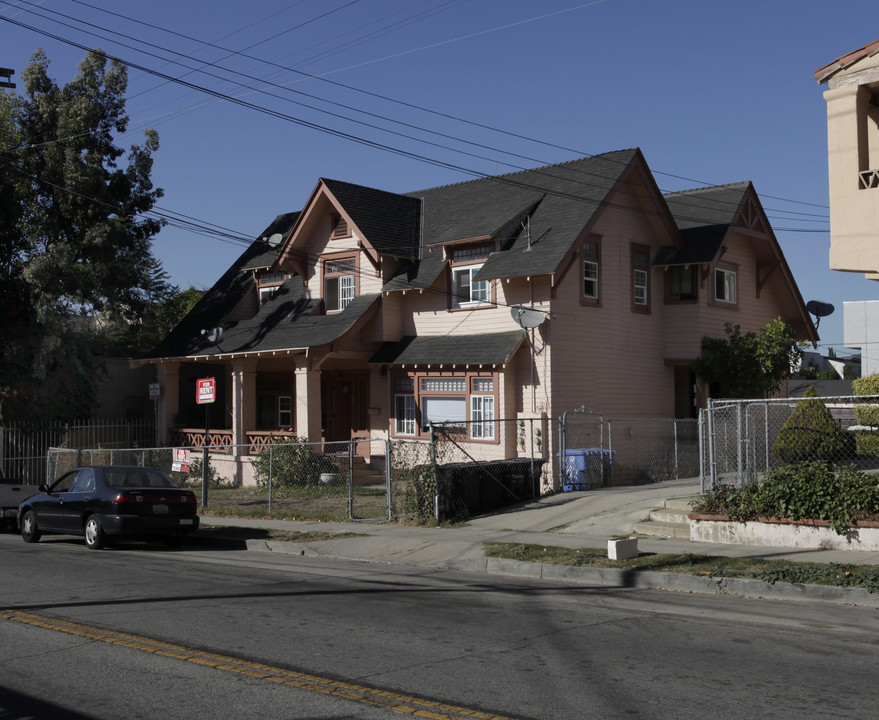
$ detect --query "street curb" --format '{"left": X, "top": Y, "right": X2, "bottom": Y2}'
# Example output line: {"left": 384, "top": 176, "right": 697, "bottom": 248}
{"left": 457, "top": 557, "right": 879, "bottom": 608}
{"left": 223, "top": 536, "right": 879, "bottom": 608}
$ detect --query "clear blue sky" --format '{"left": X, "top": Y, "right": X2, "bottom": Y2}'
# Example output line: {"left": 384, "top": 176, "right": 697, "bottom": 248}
{"left": 2, "top": 0, "right": 878, "bottom": 356}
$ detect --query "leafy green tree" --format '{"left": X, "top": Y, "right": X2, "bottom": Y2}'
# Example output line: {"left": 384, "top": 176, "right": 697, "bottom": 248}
{"left": 691, "top": 319, "right": 802, "bottom": 399}
{"left": 0, "top": 49, "right": 165, "bottom": 421}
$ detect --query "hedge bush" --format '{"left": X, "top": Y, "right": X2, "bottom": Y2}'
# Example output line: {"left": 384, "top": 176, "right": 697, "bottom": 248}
{"left": 771, "top": 386, "right": 849, "bottom": 463}
{"left": 691, "top": 461, "right": 879, "bottom": 535}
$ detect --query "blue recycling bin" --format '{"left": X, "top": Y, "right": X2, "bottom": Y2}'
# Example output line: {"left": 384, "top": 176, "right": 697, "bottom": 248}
{"left": 560, "top": 448, "right": 614, "bottom": 491}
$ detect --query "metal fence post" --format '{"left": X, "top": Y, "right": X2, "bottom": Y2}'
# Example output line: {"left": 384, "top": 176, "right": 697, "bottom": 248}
{"left": 707, "top": 399, "right": 717, "bottom": 490}
{"left": 736, "top": 402, "right": 743, "bottom": 486}
{"left": 429, "top": 423, "right": 439, "bottom": 521}
{"left": 348, "top": 439, "right": 355, "bottom": 519}
{"left": 268, "top": 443, "right": 273, "bottom": 515}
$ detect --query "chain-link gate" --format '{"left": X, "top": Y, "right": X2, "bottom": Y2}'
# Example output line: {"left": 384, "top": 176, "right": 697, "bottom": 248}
{"left": 560, "top": 409, "right": 699, "bottom": 489}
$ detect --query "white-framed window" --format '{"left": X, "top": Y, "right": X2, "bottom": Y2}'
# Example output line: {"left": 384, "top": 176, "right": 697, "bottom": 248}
{"left": 631, "top": 243, "right": 650, "bottom": 312}
{"left": 394, "top": 378, "right": 416, "bottom": 436}
{"left": 392, "top": 374, "right": 497, "bottom": 440}
{"left": 278, "top": 396, "right": 292, "bottom": 427}
{"left": 470, "top": 378, "right": 495, "bottom": 439}
{"left": 324, "top": 256, "right": 357, "bottom": 312}
{"left": 259, "top": 286, "right": 280, "bottom": 308}
{"left": 449, "top": 245, "right": 492, "bottom": 309}
{"left": 451, "top": 264, "right": 489, "bottom": 308}
{"left": 634, "top": 269, "right": 647, "bottom": 305}
{"left": 582, "top": 239, "right": 600, "bottom": 303}
{"left": 715, "top": 268, "right": 737, "bottom": 304}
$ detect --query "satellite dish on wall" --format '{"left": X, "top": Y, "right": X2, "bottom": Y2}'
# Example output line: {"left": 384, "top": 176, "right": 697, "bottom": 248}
{"left": 806, "top": 300, "right": 835, "bottom": 332}
{"left": 267, "top": 233, "right": 283, "bottom": 247}
{"left": 511, "top": 306, "right": 546, "bottom": 329}
{"left": 806, "top": 300, "right": 834, "bottom": 318}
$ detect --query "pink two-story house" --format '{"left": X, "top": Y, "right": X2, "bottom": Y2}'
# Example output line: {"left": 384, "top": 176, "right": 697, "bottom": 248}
{"left": 136, "top": 148, "right": 816, "bottom": 472}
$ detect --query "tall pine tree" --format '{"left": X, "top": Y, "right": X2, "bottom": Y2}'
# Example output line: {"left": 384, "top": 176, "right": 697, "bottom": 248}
{"left": 1, "top": 49, "right": 166, "bottom": 421}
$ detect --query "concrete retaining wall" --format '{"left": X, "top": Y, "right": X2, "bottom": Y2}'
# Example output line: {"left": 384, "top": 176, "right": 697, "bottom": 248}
{"left": 690, "top": 516, "right": 879, "bottom": 551}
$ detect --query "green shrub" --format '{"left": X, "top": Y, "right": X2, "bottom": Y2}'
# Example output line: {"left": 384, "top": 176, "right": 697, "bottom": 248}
{"left": 853, "top": 374, "right": 879, "bottom": 430}
{"left": 253, "top": 438, "right": 326, "bottom": 489}
{"left": 692, "top": 462, "right": 879, "bottom": 535}
{"left": 771, "top": 386, "right": 849, "bottom": 463}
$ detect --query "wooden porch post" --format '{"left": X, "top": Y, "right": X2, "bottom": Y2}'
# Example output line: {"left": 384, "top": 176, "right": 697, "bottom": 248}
{"left": 231, "top": 358, "right": 258, "bottom": 455}
{"left": 294, "top": 356, "right": 322, "bottom": 442}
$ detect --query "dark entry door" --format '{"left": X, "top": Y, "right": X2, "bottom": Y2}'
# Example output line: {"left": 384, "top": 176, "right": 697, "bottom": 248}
{"left": 323, "top": 373, "right": 370, "bottom": 454}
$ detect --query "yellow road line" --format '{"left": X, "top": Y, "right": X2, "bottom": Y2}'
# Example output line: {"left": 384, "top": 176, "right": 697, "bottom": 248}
{"left": 0, "top": 608, "right": 515, "bottom": 720}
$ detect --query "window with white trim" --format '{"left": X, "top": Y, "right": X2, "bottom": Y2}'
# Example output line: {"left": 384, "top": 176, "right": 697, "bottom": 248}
{"left": 323, "top": 256, "right": 356, "bottom": 312}
{"left": 470, "top": 378, "right": 495, "bottom": 439}
{"left": 714, "top": 268, "right": 737, "bottom": 304}
{"left": 394, "top": 378, "right": 416, "bottom": 436}
{"left": 583, "top": 240, "right": 599, "bottom": 302}
{"left": 391, "top": 374, "right": 497, "bottom": 440}
{"left": 449, "top": 245, "right": 492, "bottom": 309}
{"left": 631, "top": 244, "right": 650, "bottom": 311}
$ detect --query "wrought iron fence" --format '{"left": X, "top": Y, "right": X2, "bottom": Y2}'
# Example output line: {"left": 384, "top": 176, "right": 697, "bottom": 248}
{"left": 700, "top": 395, "right": 879, "bottom": 490}
{"left": 1, "top": 419, "right": 156, "bottom": 483}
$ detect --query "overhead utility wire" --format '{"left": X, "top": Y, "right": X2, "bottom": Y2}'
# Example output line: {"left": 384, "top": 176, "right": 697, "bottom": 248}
{"left": 60, "top": 0, "right": 830, "bottom": 221}
{"left": 4, "top": 0, "right": 828, "bottom": 227}
{"left": 2, "top": 12, "right": 825, "bottom": 235}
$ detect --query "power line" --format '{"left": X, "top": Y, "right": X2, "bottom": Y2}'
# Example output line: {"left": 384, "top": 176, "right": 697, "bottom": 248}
{"left": 3, "top": 0, "right": 830, "bottom": 223}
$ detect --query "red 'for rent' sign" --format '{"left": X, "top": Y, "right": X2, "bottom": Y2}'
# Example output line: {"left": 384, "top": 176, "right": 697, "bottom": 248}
{"left": 196, "top": 377, "right": 216, "bottom": 404}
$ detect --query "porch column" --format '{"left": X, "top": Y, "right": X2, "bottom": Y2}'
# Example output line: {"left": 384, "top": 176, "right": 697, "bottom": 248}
{"left": 294, "top": 356, "right": 322, "bottom": 441}
{"left": 231, "top": 358, "right": 258, "bottom": 455}
{"left": 156, "top": 360, "right": 180, "bottom": 445}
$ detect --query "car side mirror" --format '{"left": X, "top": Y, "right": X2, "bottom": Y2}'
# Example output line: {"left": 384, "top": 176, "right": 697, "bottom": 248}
{"left": 39, "top": 483, "right": 48, "bottom": 492}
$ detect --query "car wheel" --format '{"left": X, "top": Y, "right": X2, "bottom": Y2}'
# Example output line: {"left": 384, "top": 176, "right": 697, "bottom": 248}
{"left": 84, "top": 515, "right": 105, "bottom": 550}
{"left": 21, "top": 510, "right": 41, "bottom": 543}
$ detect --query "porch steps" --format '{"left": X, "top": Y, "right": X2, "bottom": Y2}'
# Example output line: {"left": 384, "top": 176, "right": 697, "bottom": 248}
{"left": 632, "top": 497, "right": 695, "bottom": 540}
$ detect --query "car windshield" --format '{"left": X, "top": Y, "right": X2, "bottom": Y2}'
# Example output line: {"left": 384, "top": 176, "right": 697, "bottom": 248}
{"left": 103, "top": 468, "right": 179, "bottom": 489}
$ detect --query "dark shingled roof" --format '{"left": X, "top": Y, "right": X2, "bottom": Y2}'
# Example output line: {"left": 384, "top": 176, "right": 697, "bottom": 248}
{"left": 653, "top": 183, "right": 749, "bottom": 266}
{"left": 370, "top": 331, "right": 525, "bottom": 366}
{"left": 387, "top": 150, "right": 640, "bottom": 287}
{"left": 241, "top": 212, "right": 300, "bottom": 271}
{"left": 322, "top": 178, "right": 421, "bottom": 258}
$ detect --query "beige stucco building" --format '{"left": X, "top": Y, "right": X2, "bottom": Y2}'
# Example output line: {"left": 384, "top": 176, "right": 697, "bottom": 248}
{"left": 815, "top": 38, "right": 879, "bottom": 276}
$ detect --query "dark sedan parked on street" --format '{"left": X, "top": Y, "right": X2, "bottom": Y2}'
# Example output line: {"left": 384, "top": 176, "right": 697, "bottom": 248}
{"left": 19, "top": 466, "right": 200, "bottom": 549}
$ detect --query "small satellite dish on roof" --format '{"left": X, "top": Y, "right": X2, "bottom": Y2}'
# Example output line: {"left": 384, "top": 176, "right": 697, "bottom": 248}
{"left": 267, "top": 233, "right": 283, "bottom": 247}
{"left": 201, "top": 327, "right": 223, "bottom": 344}
{"left": 511, "top": 306, "right": 546, "bottom": 329}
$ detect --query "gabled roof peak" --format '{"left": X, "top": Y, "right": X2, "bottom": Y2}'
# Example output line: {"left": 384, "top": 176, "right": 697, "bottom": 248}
{"left": 663, "top": 181, "right": 751, "bottom": 198}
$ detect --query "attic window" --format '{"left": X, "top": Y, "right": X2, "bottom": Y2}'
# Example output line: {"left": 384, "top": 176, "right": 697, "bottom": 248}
{"left": 323, "top": 253, "right": 357, "bottom": 312}
{"left": 332, "top": 216, "right": 349, "bottom": 239}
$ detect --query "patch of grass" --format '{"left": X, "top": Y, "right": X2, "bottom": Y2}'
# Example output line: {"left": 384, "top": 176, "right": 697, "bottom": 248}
{"left": 484, "top": 542, "right": 879, "bottom": 593}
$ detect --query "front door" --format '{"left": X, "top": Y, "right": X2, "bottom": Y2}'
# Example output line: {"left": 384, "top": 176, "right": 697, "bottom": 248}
{"left": 323, "top": 372, "right": 370, "bottom": 456}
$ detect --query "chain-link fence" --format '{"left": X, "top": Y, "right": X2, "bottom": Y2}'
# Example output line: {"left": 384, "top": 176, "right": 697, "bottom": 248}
{"left": 560, "top": 410, "right": 699, "bottom": 489}
{"left": 701, "top": 395, "right": 879, "bottom": 490}
{"left": 48, "top": 439, "right": 392, "bottom": 523}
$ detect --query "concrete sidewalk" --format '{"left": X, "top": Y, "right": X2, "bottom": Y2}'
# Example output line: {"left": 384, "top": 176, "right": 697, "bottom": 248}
{"left": 197, "top": 479, "right": 879, "bottom": 607}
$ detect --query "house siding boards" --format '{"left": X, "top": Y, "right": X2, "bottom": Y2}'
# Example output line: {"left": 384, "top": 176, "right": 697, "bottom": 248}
{"left": 139, "top": 148, "right": 814, "bottom": 487}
